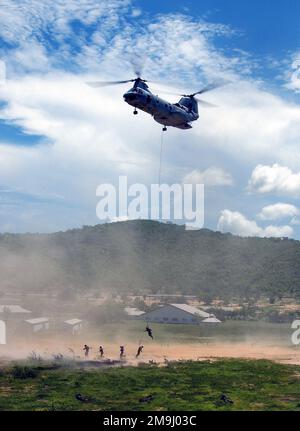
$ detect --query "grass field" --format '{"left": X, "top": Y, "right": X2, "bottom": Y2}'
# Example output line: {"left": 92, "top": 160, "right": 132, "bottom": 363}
{"left": 0, "top": 359, "right": 299, "bottom": 411}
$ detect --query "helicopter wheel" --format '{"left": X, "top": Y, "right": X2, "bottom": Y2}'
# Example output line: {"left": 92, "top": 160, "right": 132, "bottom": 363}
{"left": 133, "top": 109, "right": 138, "bottom": 115}
{"left": 162, "top": 126, "right": 167, "bottom": 131}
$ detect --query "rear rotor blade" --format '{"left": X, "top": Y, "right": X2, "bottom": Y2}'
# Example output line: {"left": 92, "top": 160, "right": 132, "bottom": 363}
{"left": 192, "top": 82, "right": 226, "bottom": 96}
{"left": 133, "top": 65, "right": 142, "bottom": 78}
{"left": 195, "top": 97, "right": 218, "bottom": 108}
{"left": 87, "top": 79, "right": 135, "bottom": 88}
{"left": 129, "top": 54, "right": 146, "bottom": 78}
{"left": 149, "top": 83, "right": 222, "bottom": 97}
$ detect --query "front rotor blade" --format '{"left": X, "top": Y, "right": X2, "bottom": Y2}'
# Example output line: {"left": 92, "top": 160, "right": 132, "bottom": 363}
{"left": 87, "top": 79, "right": 135, "bottom": 88}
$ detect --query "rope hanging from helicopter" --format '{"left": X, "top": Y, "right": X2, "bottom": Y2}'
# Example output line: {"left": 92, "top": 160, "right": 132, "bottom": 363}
{"left": 158, "top": 129, "right": 164, "bottom": 185}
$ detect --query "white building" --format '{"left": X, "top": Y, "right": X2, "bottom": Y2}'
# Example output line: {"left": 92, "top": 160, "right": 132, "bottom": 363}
{"left": 64, "top": 319, "right": 83, "bottom": 335}
{"left": 139, "top": 303, "right": 221, "bottom": 325}
{"left": 0, "top": 305, "right": 31, "bottom": 342}
{"left": 24, "top": 317, "right": 50, "bottom": 333}
{"left": 0, "top": 305, "right": 31, "bottom": 317}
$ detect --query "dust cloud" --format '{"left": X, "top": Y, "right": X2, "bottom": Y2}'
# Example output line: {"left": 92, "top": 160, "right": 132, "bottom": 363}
{"left": 1, "top": 335, "right": 299, "bottom": 366}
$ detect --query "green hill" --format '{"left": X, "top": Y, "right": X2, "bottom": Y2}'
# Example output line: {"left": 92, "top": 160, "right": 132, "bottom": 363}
{"left": 0, "top": 220, "right": 300, "bottom": 300}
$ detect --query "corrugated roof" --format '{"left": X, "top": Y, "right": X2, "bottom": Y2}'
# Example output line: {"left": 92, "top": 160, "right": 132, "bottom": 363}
{"left": 0, "top": 305, "right": 31, "bottom": 314}
{"left": 25, "top": 317, "right": 49, "bottom": 325}
{"left": 170, "top": 303, "right": 210, "bottom": 318}
{"left": 64, "top": 319, "right": 82, "bottom": 325}
{"left": 124, "top": 307, "right": 145, "bottom": 316}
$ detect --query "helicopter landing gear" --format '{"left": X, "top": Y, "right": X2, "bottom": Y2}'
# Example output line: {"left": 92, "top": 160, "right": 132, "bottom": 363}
{"left": 133, "top": 108, "right": 138, "bottom": 115}
{"left": 162, "top": 126, "right": 167, "bottom": 131}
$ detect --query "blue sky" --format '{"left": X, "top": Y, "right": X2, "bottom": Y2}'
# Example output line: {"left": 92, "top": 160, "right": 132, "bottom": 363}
{"left": 0, "top": 0, "right": 300, "bottom": 238}
{"left": 138, "top": 0, "right": 300, "bottom": 54}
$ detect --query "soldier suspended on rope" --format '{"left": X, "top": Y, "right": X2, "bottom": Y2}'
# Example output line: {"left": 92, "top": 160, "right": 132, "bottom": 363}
{"left": 99, "top": 345, "right": 104, "bottom": 358}
{"left": 145, "top": 325, "right": 154, "bottom": 339}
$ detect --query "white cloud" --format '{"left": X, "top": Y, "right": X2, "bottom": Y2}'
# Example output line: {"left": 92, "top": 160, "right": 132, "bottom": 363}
{"left": 217, "top": 209, "right": 293, "bottom": 238}
{"left": 248, "top": 164, "right": 300, "bottom": 197}
{"left": 257, "top": 203, "right": 299, "bottom": 221}
{"left": 197, "top": 83, "right": 300, "bottom": 168}
{"left": 0, "top": 59, "right": 6, "bottom": 84}
{"left": 217, "top": 209, "right": 262, "bottom": 237}
{"left": 0, "top": 0, "right": 129, "bottom": 44}
{"left": 263, "top": 224, "right": 293, "bottom": 238}
{"left": 285, "top": 52, "right": 300, "bottom": 93}
{"left": 0, "top": 74, "right": 150, "bottom": 228}
{"left": 291, "top": 217, "right": 300, "bottom": 225}
{"left": 0, "top": 0, "right": 131, "bottom": 74}
{"left": 183, "top": 167, "right": 233, "bottom": 187}
{"left": 131, "top": 8, "right": 141, "bottom": 17}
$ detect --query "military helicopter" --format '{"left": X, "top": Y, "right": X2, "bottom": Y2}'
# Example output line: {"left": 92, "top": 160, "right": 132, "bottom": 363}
{"left": 87, "top": 71, "right": 221, "bottom": 131}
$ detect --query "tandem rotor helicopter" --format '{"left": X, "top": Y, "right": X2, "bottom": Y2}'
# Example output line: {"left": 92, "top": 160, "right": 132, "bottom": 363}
{"left": 87, "top": 66, "right": 223, "bottom": 131}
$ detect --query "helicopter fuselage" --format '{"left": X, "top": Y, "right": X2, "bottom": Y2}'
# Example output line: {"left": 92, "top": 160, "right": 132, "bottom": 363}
{"left": 123, "top": 85, "right": 199, "bottom": 130}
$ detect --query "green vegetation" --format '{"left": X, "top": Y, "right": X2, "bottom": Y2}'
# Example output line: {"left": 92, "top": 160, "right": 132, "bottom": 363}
{"left": 1, "top": 220, "right": 300, "bottom": 300}
{"left": 11, "top": 365, "right": 38, "bottom": 379}
{"left": 207, "top": 304, "right": 299, "bottom": 323}
{"left": 0, "top": 359, "right": 299, "bottom": 411}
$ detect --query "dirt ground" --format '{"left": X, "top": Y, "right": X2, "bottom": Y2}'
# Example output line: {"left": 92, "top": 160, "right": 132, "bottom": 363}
{"left": 1, "top": 337, "right": 299, "bottom": 366}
